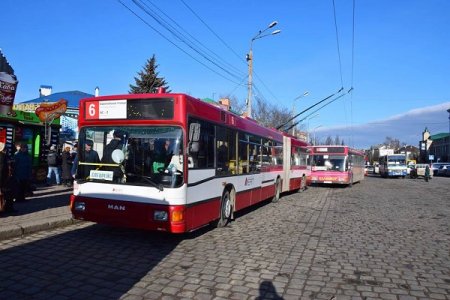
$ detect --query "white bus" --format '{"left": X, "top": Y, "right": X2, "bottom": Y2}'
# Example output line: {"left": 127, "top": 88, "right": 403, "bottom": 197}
{"left": 378, "top": 154, "right": 407, "bottom": 178}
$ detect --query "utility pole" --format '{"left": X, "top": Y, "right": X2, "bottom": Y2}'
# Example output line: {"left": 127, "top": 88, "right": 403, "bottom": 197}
{"left": 246, "top": 21, "right": 280, "bottom": 118}
{"left": 246, "top": 48, "right": 253, "bottom": 117}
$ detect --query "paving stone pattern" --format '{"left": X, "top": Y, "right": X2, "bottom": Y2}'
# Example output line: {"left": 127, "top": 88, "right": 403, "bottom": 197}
{"left": 0, "top": 176, "right": 449, "bottom": 299}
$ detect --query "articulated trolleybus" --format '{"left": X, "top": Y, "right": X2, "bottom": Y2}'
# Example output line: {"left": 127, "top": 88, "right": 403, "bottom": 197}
{"left": 70, "top": 89, "right": 310, "bottom": 233}
{"left": 308, "top": 145, "right": 365, "bottom": 186}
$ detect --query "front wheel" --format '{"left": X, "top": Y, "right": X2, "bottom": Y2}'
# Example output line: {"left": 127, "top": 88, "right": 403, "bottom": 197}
{"left": 216, "top": 189, "right": 232, "bottom": 228}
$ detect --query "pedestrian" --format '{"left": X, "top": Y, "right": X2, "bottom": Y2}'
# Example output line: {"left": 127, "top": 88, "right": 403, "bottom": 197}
{"left": 0, "top": 142, "right": 15, "bottom": 213}
{"left": 70, "top": 143, "right": 78, "bottom": 161}
{"left": 101, "top": 130, "right": 124, "bottom": 180}
{"left": 61, "top": 146, "right": 73, "bottom": 187}
{"left": 102, "top": 130, "right": 124, "bottom": 164}
{"left": 12, "top": 143, "right": 32, "bottom": 202}
{"left": 425, "top": 164, "right": 430, "bottom": 182}
{"left": 46, "top": 145, "right": 61, "bottom": 186}
{"left": 72, "top": 139, "right": 100, "bottom": 179}
{"left": 152, "top": 139, "right": 172, "bottom": 173}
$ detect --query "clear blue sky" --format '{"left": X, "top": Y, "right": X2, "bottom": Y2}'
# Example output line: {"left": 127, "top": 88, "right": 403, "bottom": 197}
{"left": 3, "top": 1, "right": 450, "bottom": 147}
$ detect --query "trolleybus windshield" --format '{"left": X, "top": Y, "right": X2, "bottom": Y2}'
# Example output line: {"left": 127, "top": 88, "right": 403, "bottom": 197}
{"left": 76, "top": 126, "right": 183, "bottom": 188}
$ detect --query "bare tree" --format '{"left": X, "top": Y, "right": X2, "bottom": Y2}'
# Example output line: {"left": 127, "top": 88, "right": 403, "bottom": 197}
{"left": 252, "top": 97, "right": 291, "bottom": 129}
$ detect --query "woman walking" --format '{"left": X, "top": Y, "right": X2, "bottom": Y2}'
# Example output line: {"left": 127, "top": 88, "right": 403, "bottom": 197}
{"left": 61, "top": 146, "right": 73, "bottom": 187}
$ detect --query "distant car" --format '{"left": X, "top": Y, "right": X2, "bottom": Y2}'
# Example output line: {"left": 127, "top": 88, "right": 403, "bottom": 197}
{"left": 410, "top": 164, "right": 433, "bottom": 179}
{"left": 445, "top": 167, "right": 450, "bottom": 177}
{"left": 374, "top": 163, "right": 380, "bottom": 174}
{"left": 437, "top": 165, "right": 450, "bottom": 176}
{"left": 365, "top": 165, "right": 374, "bottom": 175}
{"left": 431, "top": 162, "right": 449, "bottom": 176}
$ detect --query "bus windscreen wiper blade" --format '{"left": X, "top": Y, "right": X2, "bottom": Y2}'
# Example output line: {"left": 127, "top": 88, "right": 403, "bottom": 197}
{"left": 126, "top": 173, "right": 163, "bottom": 191}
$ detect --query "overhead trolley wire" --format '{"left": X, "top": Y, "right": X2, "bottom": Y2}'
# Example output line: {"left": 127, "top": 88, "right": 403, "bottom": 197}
{"left": 117, "top": 0, "right": 242, "bottom": 85}
{"left": 276, "top": 88, "right": 344, "bottom": 130}
{"left": 131, "top": 0, "right": 244, "bottom": 81}
{"left": 351, "top": 0, "right": 356, "bottom": 90}
{"left": 180, "top": 0, "right": 281, "bottom": 104}
{"left": 179, "top": 0, "right": 244, "bottom": 64}
{"left": 285, "top": 92, "right": 348, "bottom": 132}
{"left": 142, "top": 0, "right": 245, "bottom": 78}
{"left": 332, "top": 0, "right": 344, "bottom": 89}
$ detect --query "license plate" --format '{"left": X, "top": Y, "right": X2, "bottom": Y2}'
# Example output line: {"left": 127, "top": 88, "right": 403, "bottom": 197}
{"left": 90, "top": 170, "right": 114, "bottom": 181}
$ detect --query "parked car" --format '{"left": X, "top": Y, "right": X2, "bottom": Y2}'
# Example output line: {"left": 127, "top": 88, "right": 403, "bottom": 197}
{"left": 410, "top": 164, "right": 433, "bottom": 179}
{"left": 437, "top": 164, "right": 450, "bottom": 176}
{"left": 445, "top": 167, "right": 450, "bottom": 177}
{"left": 364, "top": 165, "right": 374, "bottom": 175}
{"left": 431, "top": 162, "right": 449, "bottom": 176}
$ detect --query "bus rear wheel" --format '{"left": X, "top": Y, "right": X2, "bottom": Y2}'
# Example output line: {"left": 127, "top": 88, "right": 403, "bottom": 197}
{"left": 216, "top": 189, "right": 232, "bottom": 228}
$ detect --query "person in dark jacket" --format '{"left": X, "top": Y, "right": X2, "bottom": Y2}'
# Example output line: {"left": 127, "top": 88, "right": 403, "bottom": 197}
{"left": 61, "top": 146, "right": 73, "bottom": 187}
{"left": 0, "top": 142, "right": 15, "bottom": 213}
{"left": 12, "top": 143, "right": 32, "bottom": 202}
{"left": 102, "top": 130, "right": 124, "bottom": 164}
{"left": 46, "top": 145, "right": 61, "bottom": 186}
{"left": 425, "top": 164, "right": 430, "bottom": 182}
{"left": 101, "top": 130, "right": 124, "bottom": 180}
{"left": 73, "top": 140, "right": 100, "bottom": 179}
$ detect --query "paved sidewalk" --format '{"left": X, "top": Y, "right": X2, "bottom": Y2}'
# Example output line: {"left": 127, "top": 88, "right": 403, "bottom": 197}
{"left": 0, "top": 184, "right": 77, "bottom": 240}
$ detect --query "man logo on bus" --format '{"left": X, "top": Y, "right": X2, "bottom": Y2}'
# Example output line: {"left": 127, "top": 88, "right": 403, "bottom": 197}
{"left": 245, "top": 177, "right": 254, "bottom": 186}
{"left": 107, "top": 204, "right": 126, "bottom": 211}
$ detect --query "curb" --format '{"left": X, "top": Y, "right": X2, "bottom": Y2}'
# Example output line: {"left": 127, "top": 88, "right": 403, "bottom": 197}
{"left": 0, "top": 216, "right": 81, "bottom": 241}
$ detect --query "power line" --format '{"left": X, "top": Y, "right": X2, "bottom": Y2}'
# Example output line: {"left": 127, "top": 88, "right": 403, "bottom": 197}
{"left": 179, "top": 0, "right": 280, "bottom": 104}
{"left": 117, "top": 0, "right": 242, "bottom": 85}
{"left": 332, "top": 0, "right": 344, "bottom": 89}
{"left": 179, "top": 0, "right": 244, "bottom": 64}
{"left": 143, "top": 0, "right": 245, "bottom": 77}
{"left": 131, "top": 0, "right": 244, "bottom": 81}
{"left": 276, "top": 88, "right": 344, "bottom": 130}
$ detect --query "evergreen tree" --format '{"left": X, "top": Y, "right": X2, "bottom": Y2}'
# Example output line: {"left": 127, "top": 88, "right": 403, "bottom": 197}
{"left": 325, "top": 136, "right": 333, "bottom": 145}
{"left": 129, "top": 54, "right": 170, "bottom": 94}
{"left": 334, "top": 135, "right": 341, "bottom": 145}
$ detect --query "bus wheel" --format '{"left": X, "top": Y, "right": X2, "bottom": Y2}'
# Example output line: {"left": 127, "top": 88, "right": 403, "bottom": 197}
{"left": 217, "top": 189, "right": 232, "bottom": 228}
{"left": 272, "top": 179, "right": 281, "bottom": 203}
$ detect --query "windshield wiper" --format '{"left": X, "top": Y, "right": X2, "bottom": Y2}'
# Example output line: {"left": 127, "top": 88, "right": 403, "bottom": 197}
{"left": 126, "top": 173, "right": 163, "bottom": 191}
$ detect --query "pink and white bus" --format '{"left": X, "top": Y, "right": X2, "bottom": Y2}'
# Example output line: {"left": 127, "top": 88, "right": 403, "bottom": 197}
{"left": 70, "top": 89, "right": 309, "bottom": 233}
{"left": 308, "top": 145, "right": 365, "bottom": 186}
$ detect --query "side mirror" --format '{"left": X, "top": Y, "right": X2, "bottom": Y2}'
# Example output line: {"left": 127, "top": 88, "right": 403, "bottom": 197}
{"left": 189, "top": 123, "right": 200, "bottom": 142}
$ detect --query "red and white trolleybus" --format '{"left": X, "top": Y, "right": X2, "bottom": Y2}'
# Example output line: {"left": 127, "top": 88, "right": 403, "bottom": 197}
{"left": 308, "top": 145, "right": 365, "bottom": 186}
{"left": 70, "top": 89, "right": 310, "bottom": 233}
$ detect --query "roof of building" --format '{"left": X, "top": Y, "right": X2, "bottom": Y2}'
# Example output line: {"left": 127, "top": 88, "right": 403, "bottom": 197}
{"left": 430, "top": 132, "right": 450, "bottom": 140}
{"left": 19, "top": 90, "right": 93, "bottom": 108}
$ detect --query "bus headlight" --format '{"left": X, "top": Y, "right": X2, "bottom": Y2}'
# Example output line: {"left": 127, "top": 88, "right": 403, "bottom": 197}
{"left": 74, "top": 202, "right": 86, "bottom": 211}
{"left": 154, "top": 210, "right": 168, "bottom": 221}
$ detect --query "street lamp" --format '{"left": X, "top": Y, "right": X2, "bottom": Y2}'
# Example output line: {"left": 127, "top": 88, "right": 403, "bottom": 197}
{"left": 306, "top": 113, "right": 319, "bottom": 142}
{"left": 246, "top": 21, "right": 281, "bottom": 118}
{"left": 313, "top": 125, "right": 323, "bottom": 146}
{"left": 291, "top": 91, "right": 309, "bottom": 136}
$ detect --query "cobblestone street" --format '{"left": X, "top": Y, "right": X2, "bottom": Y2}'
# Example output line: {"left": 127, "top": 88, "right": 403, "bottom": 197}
{"left": 0, "top": 176, "right": 449, "bottom": 299}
